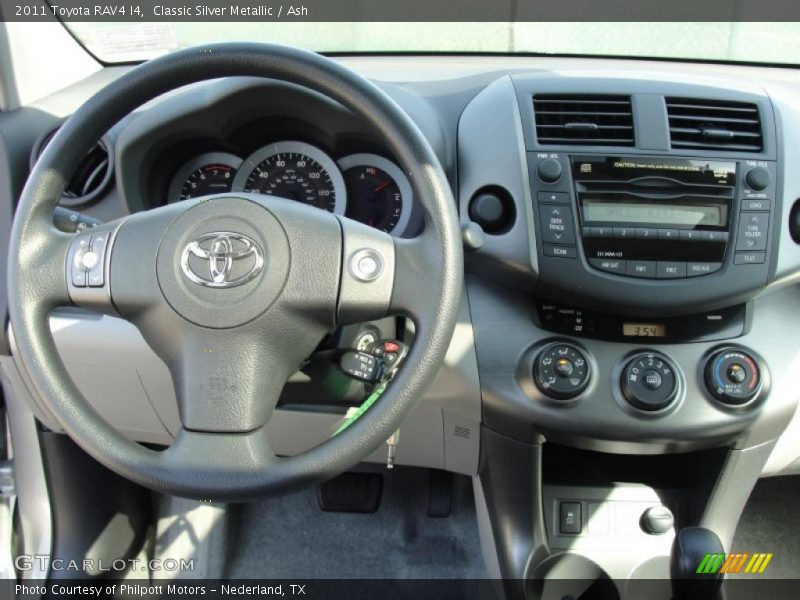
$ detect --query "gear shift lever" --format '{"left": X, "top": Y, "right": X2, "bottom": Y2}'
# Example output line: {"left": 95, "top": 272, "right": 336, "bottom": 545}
{"left": 671, "top": 527, "right": 725, "bottom": 600}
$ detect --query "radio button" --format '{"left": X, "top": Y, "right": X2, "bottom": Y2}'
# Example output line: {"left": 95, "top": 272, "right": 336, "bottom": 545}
{"left": 657, "top": 262, "right": 687, "bottom": 279}
{"left": 613, "top": 226, "right": 635, "bottom": 239}
{"left": 687, "top": 262, "right": 722, "bottom": 277}
{"left": 538, "top": 191, "right": 570, "bottom": 204}
{"left": 543, "top": 244, "right": 577, "bottom": 259}
{"left": 679, "top": 230, "right": 703, "bottom": 242}
{"left": 734, "top": 252, "right": 766, "bottom": 265}
{"left": 736, "top": 212, "right": 769, "bottom": 251}
{"left": 636, "top": 228, "right": 658, "bottom": 240}
{"left": 539, "top": 205, "right": 575, "bottom": 244}
{"left": 589, "top": 258, "right": 626, "bottom": 274}
{"left": 699, "top": 230, "right": 728, "bottom": 243}
{"left": 741, "top": 199, "right": 771, "bottom": 212}
{"left": 658, "top": 229, "right": 681, "bottom": 241}
{"left": 626, "top": 261, "right": 656, "bottom": 278}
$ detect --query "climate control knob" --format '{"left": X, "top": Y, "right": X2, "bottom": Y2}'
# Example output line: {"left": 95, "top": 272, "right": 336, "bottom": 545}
{"left": 621, "top": 353, "right": 678, "bottom": 411}
{"left": 534, "top": 342, "right": 590, "bottom": 400}
{"left": 705, "top": 348, "right": 764, "bottom": 405}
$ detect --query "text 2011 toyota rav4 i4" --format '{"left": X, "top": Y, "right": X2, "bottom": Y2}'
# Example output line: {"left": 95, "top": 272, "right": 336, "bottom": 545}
{"left": 0, "top": 16, "right": 799, "bottom": 600}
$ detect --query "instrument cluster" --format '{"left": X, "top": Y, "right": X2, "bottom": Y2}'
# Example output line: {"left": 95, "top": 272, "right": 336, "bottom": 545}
{"left": 167, "top": 140, "right": 413, "bottom": 235}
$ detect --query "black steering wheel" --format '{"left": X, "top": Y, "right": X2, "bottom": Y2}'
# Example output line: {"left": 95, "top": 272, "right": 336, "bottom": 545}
{"left": 8, "top": 44, "right": 463, "bottom": 500}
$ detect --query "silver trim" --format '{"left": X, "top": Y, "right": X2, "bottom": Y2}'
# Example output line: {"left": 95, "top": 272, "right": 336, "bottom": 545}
{"left": 180, "top": 232, "right": 264, "bottom": 288}
{"left": 167, "top": 152, "right": 243, "bottom": 203}
{"left": 232, "top": 141, "right": 347, "bottom": 215}
{"left": 337, "top": 153, "right": 413, "bottom": 236}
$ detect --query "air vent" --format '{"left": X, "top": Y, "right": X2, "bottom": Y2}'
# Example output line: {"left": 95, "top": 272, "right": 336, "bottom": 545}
{"left": 533, "top": 94, "right": 634, "bottom": 146}
{"left": 666, "top": 97, "right": 763, "bottom": 152}
{"left": 32, "top": 128, "right": 113, "bottom": 207}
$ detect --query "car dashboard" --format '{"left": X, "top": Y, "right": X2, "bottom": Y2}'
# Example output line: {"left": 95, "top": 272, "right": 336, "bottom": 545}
{"left": 2, "top": 53, "right": 800, "bottom": 591}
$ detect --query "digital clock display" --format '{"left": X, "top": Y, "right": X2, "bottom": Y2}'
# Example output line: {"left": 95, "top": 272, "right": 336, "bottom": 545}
{"left": 623, "top": 323, "right": 667, "bottom": 337}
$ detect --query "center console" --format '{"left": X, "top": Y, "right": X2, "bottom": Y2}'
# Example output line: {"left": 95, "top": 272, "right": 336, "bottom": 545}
{"left": 457, "top": 72, "right": 800, "bottom": 599}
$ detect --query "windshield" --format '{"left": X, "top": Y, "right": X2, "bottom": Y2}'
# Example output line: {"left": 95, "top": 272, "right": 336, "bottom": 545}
{"left": 66, "top": 22, "right": 800, "bottom": 65}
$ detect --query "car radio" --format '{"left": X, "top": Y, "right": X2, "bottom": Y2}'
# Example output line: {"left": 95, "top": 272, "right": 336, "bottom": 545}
{"left": 573, "top": 156, "right": 736, "bottom": 278}
{"left": 528, "top": 152, "right": 776, "bottom": 315}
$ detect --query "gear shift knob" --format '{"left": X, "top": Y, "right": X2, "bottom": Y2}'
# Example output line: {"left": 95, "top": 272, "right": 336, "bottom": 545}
{"left": 671, "top": 527, "right": 725, "bottom": 600}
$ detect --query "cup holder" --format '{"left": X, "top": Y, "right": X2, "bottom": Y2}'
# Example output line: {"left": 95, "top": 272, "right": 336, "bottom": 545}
{"left": 526, "top": 553, "right": 620, "bottom": 600}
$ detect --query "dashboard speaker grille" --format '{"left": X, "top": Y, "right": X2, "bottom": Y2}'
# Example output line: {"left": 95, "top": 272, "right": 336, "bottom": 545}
{"left": 533, "top": 94, "right": 634, "bottom": 146}
{"left": 666, "top": 97, "right": 763, "bottom": 152}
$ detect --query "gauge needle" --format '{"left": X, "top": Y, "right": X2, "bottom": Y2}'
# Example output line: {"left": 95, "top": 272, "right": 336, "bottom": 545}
{"left": 373, "top": 181, "right": 390, "bottom": 193}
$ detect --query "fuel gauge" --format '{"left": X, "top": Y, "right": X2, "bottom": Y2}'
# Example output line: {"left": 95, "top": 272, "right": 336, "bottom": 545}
{"left": 338, "top": 154, "right": 412, "bottom": 235}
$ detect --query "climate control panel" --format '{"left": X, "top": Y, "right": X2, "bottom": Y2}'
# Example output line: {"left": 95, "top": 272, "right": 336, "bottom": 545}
{"left": 530, "top": 340, "right": 768, "bottom": 413}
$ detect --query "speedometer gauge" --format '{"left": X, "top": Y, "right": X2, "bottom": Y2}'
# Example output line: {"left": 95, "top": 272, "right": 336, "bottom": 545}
{"left": 337, "top": 154, "right": 413, "bottom": 235}
{"left": 168, "top": 152, "right": 242, "bottom": 202}
{"left": 233, "top": 141, "right": 346, "bottom": 214}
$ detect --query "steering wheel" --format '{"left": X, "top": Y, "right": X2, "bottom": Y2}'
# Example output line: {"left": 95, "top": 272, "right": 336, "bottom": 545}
{"left": 8, "top": 44, "right": 463, "bottom": 500}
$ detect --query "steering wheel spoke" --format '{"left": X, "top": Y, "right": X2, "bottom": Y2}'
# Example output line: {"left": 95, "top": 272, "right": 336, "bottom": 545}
{"left": 163, "top": 325, "right": 315, "bottom": 433}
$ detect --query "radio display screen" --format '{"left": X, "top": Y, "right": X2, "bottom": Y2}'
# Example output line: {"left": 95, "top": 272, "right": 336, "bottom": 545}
{"left": 582, "top": 201, "right": 725, "bottom": 227}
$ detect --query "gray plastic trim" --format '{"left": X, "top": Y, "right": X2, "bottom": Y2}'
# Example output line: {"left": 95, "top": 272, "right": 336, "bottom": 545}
{"left": 0, "top": 357, "right": 53, "bottom": 582}
{"left": 458, "top": 75, "right": 539, "bottom": 285}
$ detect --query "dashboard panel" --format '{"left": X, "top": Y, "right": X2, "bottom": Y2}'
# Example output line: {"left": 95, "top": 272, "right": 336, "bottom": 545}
{"left": 5, "top": 55, "right": 800, "bottom": 478}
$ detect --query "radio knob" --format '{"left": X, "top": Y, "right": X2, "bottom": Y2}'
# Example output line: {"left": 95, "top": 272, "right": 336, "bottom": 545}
{"left": 745, "top": 167, "right": 770, "bottom": 191}
{"left": 704, "top": 348, "right": 764, "bottom": 405}
{"left": 537, "top": 159, "right": 563, "bottom": 184}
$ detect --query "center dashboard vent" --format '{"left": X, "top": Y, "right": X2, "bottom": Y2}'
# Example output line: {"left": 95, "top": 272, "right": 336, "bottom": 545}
{"left": 31, "top": 128, "right": 114, "bottom": 207}
{"left": 666, "top": 97, "right": 763, "bottom": 152}
{"left": 533, "top": 94, "right": 634, "bottom": 147}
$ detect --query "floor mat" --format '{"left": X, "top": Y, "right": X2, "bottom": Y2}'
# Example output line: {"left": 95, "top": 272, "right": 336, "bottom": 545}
{"left": 225, "top": 465, "right": 487, "bottom": 579}
{"left": 731, "top": 474, "right": 800, "bottom": 578}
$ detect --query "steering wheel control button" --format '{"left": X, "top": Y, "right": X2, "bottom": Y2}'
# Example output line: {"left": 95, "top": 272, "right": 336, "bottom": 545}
{"left": 80, "top": 251, "right": 99, "bottom": 270}
{"left": 349, "top": 248, "right": 384, "bottom": 282}
{"left": 621, "top": 353, "right": 678, "bottom": 412}
{"left": 339, "top": 350, "right": 384, "bottom": 383}
{"left": 705, "top": 348, "right": 763, "bottom": 405}
{"left": 534, "top": 343, "right": 590, "bottom": 400}
{"left": 641, "top": 506, "right": 675, "bottom": 535}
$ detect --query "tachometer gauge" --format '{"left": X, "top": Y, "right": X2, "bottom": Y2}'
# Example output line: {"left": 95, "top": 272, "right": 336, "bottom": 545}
{"left": 168, "top": 152, "right": 242, "bottom": 202}
{"left": 338, "top": 154, "right": 412, "bottom": 235}
{"left": 233, "top": 141, "right": 346, "bottom": 214}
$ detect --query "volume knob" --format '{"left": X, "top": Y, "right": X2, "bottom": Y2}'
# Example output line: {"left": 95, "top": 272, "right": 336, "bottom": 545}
{"left": 537, "top": 159, "right": 563, "bottom": 184}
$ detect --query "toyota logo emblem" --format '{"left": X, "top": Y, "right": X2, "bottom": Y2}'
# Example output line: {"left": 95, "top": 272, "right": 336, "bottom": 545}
{"left": 180, "top": 232, "right": 264, "bottom": 288}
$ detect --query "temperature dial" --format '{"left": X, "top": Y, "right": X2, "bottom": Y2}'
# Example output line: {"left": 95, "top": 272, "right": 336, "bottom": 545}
{"left": 534, "top": 343, "right": 590, "bottom": 400}
{"left": 705, "top": 348, "right": 763, "bottom": 405}
{"left": 621, "top": 353, "right": 678, "bottom": 412}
